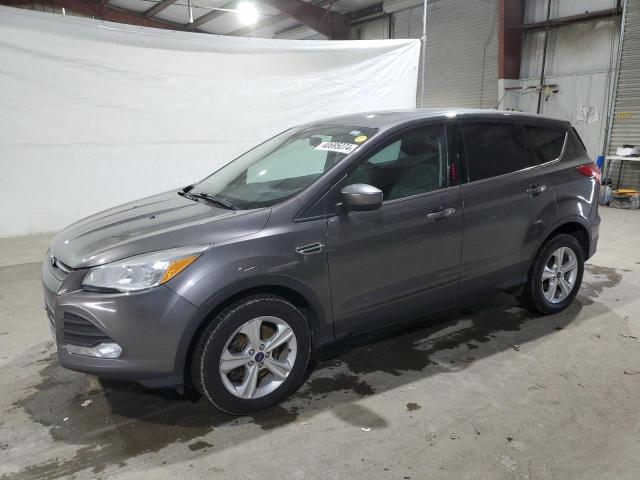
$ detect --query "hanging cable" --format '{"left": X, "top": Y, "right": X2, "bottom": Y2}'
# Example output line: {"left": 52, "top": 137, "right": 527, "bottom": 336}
{"left": 536, "top": 0, "right": 552, "bottom": 114}
{"left": 419, "top": 0, "right": 428, "bottom": 107}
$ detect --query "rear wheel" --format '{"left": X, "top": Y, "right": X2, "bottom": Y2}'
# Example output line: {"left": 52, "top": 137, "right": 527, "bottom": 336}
{"left": 190, "top": 294, "right": 311, "bottom": 414}
{"left": 520, "top": 234, "right": 584, "bottom": 315}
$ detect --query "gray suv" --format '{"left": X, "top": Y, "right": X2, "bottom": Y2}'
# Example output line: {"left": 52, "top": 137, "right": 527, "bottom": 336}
{"left": 42, "top": 109, "right": 600, "bottom": 414}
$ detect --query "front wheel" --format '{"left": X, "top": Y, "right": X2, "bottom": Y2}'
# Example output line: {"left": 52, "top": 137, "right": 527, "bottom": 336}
{"left": 520, "top": 234, "right": 584, "bottom": 315}
{"left": 190, "top": 294, "right": 311, "bottom": 415}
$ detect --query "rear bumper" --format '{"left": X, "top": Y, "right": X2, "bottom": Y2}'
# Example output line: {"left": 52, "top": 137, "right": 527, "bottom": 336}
{"left": 588, "top": 229, "right": 599, "bottom": 259}
{"left": 42, "top": 257, "right": 198, "bottom": 388}
{"left": 588, "top": 210, "right": 600, "bottom": 260}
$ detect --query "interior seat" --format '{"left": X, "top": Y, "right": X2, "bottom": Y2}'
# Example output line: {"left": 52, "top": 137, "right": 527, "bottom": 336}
{"left": 388, "top": 136, "right": 441, "bottom": 200}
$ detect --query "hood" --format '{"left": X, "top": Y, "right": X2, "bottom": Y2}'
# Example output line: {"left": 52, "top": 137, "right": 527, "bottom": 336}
{"left": 50, "top": 190, "right": 271, "bottom": 269}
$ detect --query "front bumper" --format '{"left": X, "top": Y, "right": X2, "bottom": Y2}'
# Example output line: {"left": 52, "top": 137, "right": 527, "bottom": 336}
{"left": 42, "top": 256, "right": 199, "bottom": 388}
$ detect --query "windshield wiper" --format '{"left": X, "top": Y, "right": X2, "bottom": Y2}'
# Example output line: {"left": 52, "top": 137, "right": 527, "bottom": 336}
{"left": 183, "top": 191, "right": 238, "bottom": 210}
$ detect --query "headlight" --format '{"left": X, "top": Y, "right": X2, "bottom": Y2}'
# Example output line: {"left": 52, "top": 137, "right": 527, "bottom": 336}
{"left": 82, "top": 245, "right": 209, "bottom": 293}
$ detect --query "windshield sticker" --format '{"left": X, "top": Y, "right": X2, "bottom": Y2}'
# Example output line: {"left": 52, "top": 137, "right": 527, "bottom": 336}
{"left": 354, "top": 135, "right": 368, "bottom": 144}
{"left": 314, "top": 142, "right": 359, "bottom": 154}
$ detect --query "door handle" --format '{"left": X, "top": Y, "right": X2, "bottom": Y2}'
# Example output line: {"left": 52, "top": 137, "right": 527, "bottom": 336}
{"left": 526, "top": 184, "right": 547, "bottom": 195}
{"left": 427, "top": 207, "right": 455, "bottom": 220}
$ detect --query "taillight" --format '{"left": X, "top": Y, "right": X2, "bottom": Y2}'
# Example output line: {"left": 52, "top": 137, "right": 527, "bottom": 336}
{"left": 576, "top": 163, "right": 601, "bottom": 184}
{"left": 449, "top": 162, "right": 458, "bottom": 183}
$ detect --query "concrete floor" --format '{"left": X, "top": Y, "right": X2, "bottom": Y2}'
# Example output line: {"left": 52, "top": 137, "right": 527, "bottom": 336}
{"left": 1, "top": 207, "right": 639, "bottom": 480}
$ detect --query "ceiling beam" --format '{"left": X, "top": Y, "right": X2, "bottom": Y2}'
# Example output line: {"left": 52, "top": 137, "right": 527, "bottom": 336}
{"left": 143, "top": 0, "right": 177, "bottom": 18}
{"left": 1, "top": 0, "right": 191, "bottom": 30}
{"left": 258, "top": 0, "right": 349, "bottom": 39}
{"left": 227, "top": 11, "right": 287, "bottom": 36}
{"left": 186, "top": 1, "right": 234, "bottom": 30}
{"left": 498, "top": 0, "right": 525, "bottom": 80}
{"left": 348, "top": 2, "right": 382, "bottom": 22}
{"left": 233, "top": 0, "right": 383, "bottom": 38}
{"left": 228, "top": 0, "right": 337, "bottom": 37}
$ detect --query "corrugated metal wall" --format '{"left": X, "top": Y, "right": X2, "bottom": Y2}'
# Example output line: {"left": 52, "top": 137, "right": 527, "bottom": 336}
{"left": 513, "top": 72, "right": 612, "bottom": 159}
{"left": 502, "top": 0, "right": 619, "bottom": 162}
{"left": 389, "top": 0, "right": 498, "bottom": 108}
{"left": 351, "top": 16, "right": 390, "bottom": 40}
{"left": 607, "top": 0, "right": 640, "bottom": 188}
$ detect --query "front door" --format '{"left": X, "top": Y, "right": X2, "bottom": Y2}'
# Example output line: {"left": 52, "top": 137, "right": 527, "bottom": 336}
{"left": 326, "top": 122, "right": 464, "bottom": 338}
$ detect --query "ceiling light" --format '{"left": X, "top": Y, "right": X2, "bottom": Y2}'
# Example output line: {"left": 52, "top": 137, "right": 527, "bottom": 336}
{"left": 237, "top": 2, "right": 258, "bottom": 25}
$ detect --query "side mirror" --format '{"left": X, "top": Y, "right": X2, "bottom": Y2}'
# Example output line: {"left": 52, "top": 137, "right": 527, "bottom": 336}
{"left": 341, "top": 184, "right": 383, "bottom": 212}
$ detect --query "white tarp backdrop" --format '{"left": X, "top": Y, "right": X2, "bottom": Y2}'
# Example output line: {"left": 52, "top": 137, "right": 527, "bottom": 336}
{"left": 0, "top": 7, "right": 420, "bottom": 236}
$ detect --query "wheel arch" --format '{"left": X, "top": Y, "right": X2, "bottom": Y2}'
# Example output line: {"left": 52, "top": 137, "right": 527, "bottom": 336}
{"left": 519, "top": 218, "right": 588, "bottom": 314}
{"left": 533, "top": 217, "right": 591, "bottom": 266}
{"left": 174, "top": 276, "right": 331, "bottom": 387}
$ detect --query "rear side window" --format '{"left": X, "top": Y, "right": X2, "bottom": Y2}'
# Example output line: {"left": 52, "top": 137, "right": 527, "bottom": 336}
{"left": 564, "top": 128, "right": 588, "bottom": 160}
{"left": 524, "top": 125, "right": 566, "bottom": 164}
{"left": 462, "top": 122, "right": 528, "bottom": 182}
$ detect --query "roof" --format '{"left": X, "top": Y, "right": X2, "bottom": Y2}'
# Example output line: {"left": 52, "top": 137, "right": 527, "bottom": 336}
{"left": 312, "top": 108, "right": 571, "bottom": 129}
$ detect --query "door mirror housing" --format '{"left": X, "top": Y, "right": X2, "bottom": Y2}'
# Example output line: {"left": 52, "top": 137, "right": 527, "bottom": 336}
{"left": 341, "top": 184, "right": 383, "bottom": 212}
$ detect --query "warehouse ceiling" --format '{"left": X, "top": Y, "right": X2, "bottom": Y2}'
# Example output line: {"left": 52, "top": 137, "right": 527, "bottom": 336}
{"left": 1, "top": 0, "right": 383, "bottom": 39}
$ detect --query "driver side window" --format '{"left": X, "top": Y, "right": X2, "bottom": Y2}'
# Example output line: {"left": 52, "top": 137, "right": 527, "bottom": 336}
{"left": 346, "top": 123, "right": 447, "bottom": 201}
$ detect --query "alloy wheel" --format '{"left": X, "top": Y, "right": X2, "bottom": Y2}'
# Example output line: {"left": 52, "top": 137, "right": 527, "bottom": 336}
{"left": 218, "top": 316, "right": 297, "bottom": 399}
{"left": 541, "top": 246, "right": 579, "bottom": 304}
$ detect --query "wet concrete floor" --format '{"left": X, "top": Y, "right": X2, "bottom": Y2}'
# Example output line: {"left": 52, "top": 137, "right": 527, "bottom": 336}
{"left": 1, "top": 208, "right": 639, "bottom": 479}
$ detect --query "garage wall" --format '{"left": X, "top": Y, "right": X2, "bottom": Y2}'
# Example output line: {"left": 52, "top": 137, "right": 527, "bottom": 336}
{"left": 0, "top": 6, "right": 420, "bottom": 236}
{"left": 274, "top": 0, "right": 501, "bottom": 108}
{"left": 502, "top": 0, "right": 620, "bottom": 159}
{"left": 509, "top": 72, "right": 613, "bottom": 159}
{"left": 388, "top": 0, "right": 499, "bottom": 108}
{"left": 351, "top": 16, "right": 391, "bottom": 40}
{"left": 607, "top": 0, "right": 640, "bottom": 188}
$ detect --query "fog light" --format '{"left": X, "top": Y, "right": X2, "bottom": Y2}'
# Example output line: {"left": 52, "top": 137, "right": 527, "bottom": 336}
{"left": 65, "top": 342, "right": 122, "bottom": 359}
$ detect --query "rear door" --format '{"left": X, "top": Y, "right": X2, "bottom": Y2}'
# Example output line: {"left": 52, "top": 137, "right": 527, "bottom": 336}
{"left": 521, "top": 122, "right": 568, "bottom": 245}
{"left": 452, "top": 119, "right": 556, "bottom": 297}
{"left": 326, "top": 122, "right": 464, "bottom": 337}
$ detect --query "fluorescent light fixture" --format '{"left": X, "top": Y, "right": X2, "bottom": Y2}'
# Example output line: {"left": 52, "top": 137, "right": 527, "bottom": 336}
{"left": 237, "top": 1, "right": 259, "bottom": 25}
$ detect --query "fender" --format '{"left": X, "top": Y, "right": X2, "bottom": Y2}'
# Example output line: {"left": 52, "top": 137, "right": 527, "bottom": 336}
{"left": 172, "top": 274, "right": 334, "bottom": 376}
{"left": 530, "top": 215, "right": 593, "bottom": 262}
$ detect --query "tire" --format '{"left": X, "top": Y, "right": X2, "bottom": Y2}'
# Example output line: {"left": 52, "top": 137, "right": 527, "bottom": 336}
{"left": 519, "top": 234, "right": 584, "bottom": 315}
{"left": 190, "top": 294, "right": 312, "bottom": 415}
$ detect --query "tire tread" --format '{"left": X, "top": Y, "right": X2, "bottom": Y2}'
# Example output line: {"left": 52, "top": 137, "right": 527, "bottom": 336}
{"left": 190, "top": 294, "right": 309, "bottom": 414}
{"left": 520, "top": 234, "right": 584, "bottom": 315}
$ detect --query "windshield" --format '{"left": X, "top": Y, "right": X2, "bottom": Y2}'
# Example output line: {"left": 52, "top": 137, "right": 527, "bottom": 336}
{"left": 190, "top": 125, "right": 378, "bottom": 210}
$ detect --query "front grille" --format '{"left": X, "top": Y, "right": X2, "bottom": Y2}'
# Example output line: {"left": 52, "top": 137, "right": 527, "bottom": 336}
{"left": 49, "top": 254, "right": 72, "bottom": 281}
{"left": 63, "top": 313, "right": 113, "bottom": 347}
{"left": 52, "top": 257, "right": 71, "bottom": 274}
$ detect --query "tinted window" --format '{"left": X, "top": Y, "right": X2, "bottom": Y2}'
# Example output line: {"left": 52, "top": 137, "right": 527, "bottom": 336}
{"left": 524, "top": 125, "right": 566, "bottom": 164}
{"left": 347, "top": 124, "right": 446, "bottom": 201}
{"left": 564, "top": 128, "right": 588, "bottom": 160}
{"left": 462, "top": 122, "right": 527, "bottom": 182}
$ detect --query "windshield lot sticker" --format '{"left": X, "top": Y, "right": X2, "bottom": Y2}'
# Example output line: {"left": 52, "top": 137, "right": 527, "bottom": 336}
{"left": 354, "top": 135, "right": 368, "bottom": 143}
{"left": 314, "top": 142, "right": 359, "bottom": 154}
